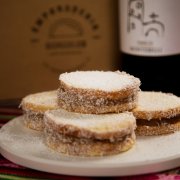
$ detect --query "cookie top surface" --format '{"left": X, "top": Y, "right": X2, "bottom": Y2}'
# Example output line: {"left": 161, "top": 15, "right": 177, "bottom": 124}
{"left": 45, "top": 109, "right": 136, "bottom": 140}
{"left": 59, "top": 71, "right": 140, "bottom": 92}
{"left": 45, "top": 109, "right": 135, "bottom": 131}
{"left": 133, "top": 91, "right": 180, "bottom": 120}
{"left": 21, "top": 90, "right": 58, "bottom": 112}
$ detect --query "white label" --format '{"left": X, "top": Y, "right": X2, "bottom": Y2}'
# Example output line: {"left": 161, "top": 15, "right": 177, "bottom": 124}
{"left": 119, "top": 0, "right": 180, "bottom": 56}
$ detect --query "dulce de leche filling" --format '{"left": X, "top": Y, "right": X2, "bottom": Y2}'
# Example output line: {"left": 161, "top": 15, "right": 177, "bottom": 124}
{"left": 137, "top": 115, "right": 180, "bottom": 127}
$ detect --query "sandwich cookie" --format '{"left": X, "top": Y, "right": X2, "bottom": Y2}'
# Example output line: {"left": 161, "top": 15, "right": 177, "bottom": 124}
{"left": 21, "top": 90, "right": 58, "bottom": 131}
{"left": 44, "top": 109, "right": 136, "bottom": 156}
{"left": 58, "top": 71, "right": 141, "bottom": 114}
{"left": 133, "top": 91, "right": 180, "bottom": 136}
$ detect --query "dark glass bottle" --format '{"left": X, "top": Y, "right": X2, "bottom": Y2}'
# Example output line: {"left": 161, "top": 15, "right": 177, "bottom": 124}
{"left": 119, "top": 0, "right": 180, "bottom": 96}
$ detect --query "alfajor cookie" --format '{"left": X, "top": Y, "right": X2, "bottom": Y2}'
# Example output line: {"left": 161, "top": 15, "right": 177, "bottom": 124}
{"left": 133, "top": 91, "right": 180, "bottom": 136}
{"left": 58, "top": 71, "right": 141, "bottom": 114}
{"left": 21, "top": 90, "right": 58, "bottom": 131}
{"left": 44, "top": 109, "right": 136, "bottom": 156}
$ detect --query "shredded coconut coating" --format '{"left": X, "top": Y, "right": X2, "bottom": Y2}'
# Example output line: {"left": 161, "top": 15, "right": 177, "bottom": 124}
{"left": 58, "top": 71, "right": 140, "bottom": 114}
{"left": 136, "top": 119, "right": 180, "bottom": 136}
{"left": 44, "top": 124, "right": 136, "bottom": 156}
{"left": 44, "top": 109, "right": 136, "bottom": 141}
{"left": 21, "top": 90, "right": 59, "bottom": 113}
{"left": 23, "top": 110, "right": 44, "bottom": 131}
{"left": 133, "top": 91, "right": 180, "bottom": 120}
{"left": 58, "top": 86, "right": 138, "bottom": 113}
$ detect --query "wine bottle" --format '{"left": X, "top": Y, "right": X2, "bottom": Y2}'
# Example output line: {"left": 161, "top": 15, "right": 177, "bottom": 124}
{"left": 119, "top": 0, "right": 180, "bottom": 96}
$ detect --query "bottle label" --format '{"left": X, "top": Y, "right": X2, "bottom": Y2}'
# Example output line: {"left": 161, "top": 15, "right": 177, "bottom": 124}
{"left": 120, "top": 0, "right": 180, "bottom": 56}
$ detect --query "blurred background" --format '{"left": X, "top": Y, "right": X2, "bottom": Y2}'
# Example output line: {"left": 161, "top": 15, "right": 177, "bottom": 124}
{"left": 0, "top": 0, "right": 179, "bottom": 103}
{"left": 0, "top": 0, "right": 119, "bottom": 100}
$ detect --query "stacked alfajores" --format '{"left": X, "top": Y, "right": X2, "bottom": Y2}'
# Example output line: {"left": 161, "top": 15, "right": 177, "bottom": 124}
{"left": 44, "top": 71, "right": 141, "bottom": 156}
{"left": 20, "top": 71, "right": 180, "bottom": 156}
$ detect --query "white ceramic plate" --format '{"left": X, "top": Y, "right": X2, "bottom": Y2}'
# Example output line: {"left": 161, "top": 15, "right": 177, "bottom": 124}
{"left": 0, "top": 116, "right": 180, "bottom": 177}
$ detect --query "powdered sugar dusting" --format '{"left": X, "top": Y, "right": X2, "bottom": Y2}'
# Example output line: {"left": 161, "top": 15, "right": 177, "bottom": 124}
{"left": 22, "top": 90, "right": 58, "bottom": 108}
{"left": 45, "top": 109, "right": 136, "bottom": 132}
{"left": 136, "top": 91, "right": 180, "bottom": 112}
{"left": 59, "top": 71, "right": 140, "bottom": 92}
